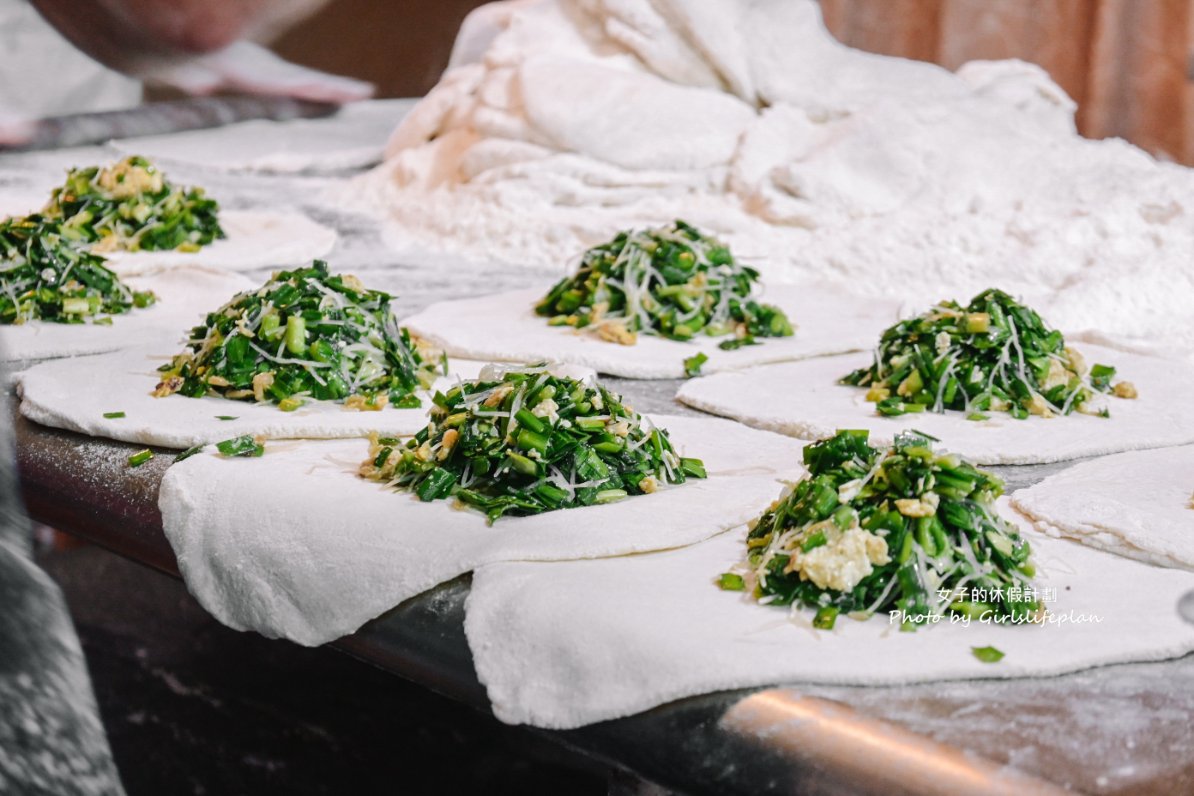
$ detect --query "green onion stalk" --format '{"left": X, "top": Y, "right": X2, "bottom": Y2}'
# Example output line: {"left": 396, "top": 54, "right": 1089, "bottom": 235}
{"left": 154, "top": 261, "right": 443, "bottom": 411}
{"left": 44, "top": 155, "right": 223, "bottom": 253}
{"left": 0, "top": 214, "right": 155, "bottom": 324}
{"left": 535, "top": 219, "right": 793, "bottom": 349}
{"left": 841, "top": 288, "right": 1134, "bottom": 420}
{"left": 361, "top": 363, "right": 707, "bottom": 523}
{"left": 734, "top": 429, "right": 1042, "bottom": 631}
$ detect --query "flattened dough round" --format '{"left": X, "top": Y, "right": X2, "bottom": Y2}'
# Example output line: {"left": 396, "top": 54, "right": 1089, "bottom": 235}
{"left": 158, "top": 415, "right": 808, "bottom": 645}
{"left": 403, "top": 283, "right": 900, "bottom": 379}
{"left": 1012, "top": 446, "right": 1194, "bottom": 571}
{"left": 18, "top": 350, "right": 536, "bottom": 448}
{"left": 104, "top": 210, "right": 337, "bottom": 275}
{"left": 108, "top": 99, "right": 415, "bottom": 174}
{"left": 0, "top": 267, "right": 254, "bottom": 364}
{"left": 676, "top": 344, "right": 1194, "bottom": 465}
{"left": 0, "top": 195, "right": 336, "bottom": 276}
{"left": 464, "top": 504, "right": 1194, "bottom": 729}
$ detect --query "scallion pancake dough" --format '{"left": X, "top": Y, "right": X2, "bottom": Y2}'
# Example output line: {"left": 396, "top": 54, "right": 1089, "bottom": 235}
{"left": 463, "top": 501, "right": 1194, "bottom": 729}
{"left": 676, "top": 344, "right": 1194, "bottom": 465}
{"left": 0, "top": 191, "right": 32, "bottom": 219}
{"left": 403, "top": 283, "right": 899, "bottom": 378}
{"left": 1012, "top": 446, "right": 1194, "bottom": 571}
{"left": 158, "top": 415, "right": 807, "bottom": 646}
{"left": 0, "top": 267, "right": 254, "bottom": 364}
{"left": 18, "top": 352, "right": 550, "bottom": 448}
{"left": 102, "top": 210, "right": 337, "bottom": 276}
{"left": 108, "top": 99, "right": 415, "bottom": 174}
{"left": 0, "top": 192, "right": 336, "bottom": 275}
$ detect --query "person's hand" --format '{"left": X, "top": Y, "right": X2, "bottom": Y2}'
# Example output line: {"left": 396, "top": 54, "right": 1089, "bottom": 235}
{"left": 30, "top": 0, "right": 371, "bottom": 105}
{"left": 0, "top": 111, "right": 33, "bottom": 147}
{"left": 144, "top": 41, "right": 374, "bottom": 104}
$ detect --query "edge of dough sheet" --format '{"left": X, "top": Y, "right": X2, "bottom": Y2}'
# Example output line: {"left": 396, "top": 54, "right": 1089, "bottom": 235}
{"left": 17, "top": 353, "right": 597, "bottom": 449}
{"left": 463, "top": 500, "right": 1194, "bottom": 729}
{"left": 403, "top": 283, "right": 901, "bottom": 379}
{"left": 675, "top": 343, "right": 1194, "bottom": 465}
{"left": 103, "top": 210, "right": 338, "bottom": 275}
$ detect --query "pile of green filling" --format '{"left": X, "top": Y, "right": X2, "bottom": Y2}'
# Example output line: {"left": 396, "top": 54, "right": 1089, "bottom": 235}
{"left": 535, "top": 220, "right": 793, "bottom": 348}
{"left": 841, "top": 288, "right": 1133, "bottom": 420}
{"left": 44, "top": 155, "right": 223, "bottom": 253}
{"left": 0, "top": 154, "right": 225, "bottom": 326}
{"left": 154, "top": 261, "right": 440, "bottom": 410}
{"left": 361, "top": 363, "right": 706, "bottom": 522}
{"left": 0, "top": 214, "right": 155, "bottom": 324}
{"left": 730, "top": 429, "right": 1041, "bottom": 631}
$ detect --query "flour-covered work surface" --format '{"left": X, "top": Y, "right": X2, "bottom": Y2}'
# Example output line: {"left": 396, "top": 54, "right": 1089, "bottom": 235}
{"left": 0, "top": 267, "right": 253, "bottom": 364}
{"left": 1012, "top": 446, "right": 1194, "bottom": 571}
{"left": 158, "top": 415, "right": 805, "bottom": 646}
{"left": 677, "top": 344, "right": 1194, "bottom": 465}
{"left": 109, "top": 99, "right": 416, "bottom": 174}
{"left": 406, "top": 283, "right": 897, "bottom": 378}
{"left": 18, "top": 349, "right": 497, "bottom": 448}
{"left": 464, "top": 504, "right": 1194, "bottom": 729}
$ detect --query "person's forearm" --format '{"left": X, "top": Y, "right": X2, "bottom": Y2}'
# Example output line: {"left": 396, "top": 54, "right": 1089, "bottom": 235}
{"left": 30, "top": 0, "right": 328, "bottom": 75}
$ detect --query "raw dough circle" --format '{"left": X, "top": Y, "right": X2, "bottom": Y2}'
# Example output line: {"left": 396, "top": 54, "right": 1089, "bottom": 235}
{"left": 1012, "top": 445, "right": 1194, "bottom": 571}
{"left": 103, "top": 210, "right": 337, "bottom": 275}
{"left": 404, "top": 283, "right": 901, "bottom": 379}
{"left": 108, "top": 99, "right": 414, "bottom": 174}
{"left": 0, "top": 267, "right": 254, "bottom": 364}
{"left": 19, "top": 349, "right": 527, "bottom": 448}
{"left": 464, "top": 502, "right": 1194, "bottom": 729}
{"left": 676, "top": 344, "right": 1194, "bottom": 465}
{"left": 159, "top": 415, "right": 808, "bottom": 645}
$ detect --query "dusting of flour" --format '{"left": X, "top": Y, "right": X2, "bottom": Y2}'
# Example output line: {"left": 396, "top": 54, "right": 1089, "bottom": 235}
{"left": 341, "top": 0, "right": 1194, "bottom": 359}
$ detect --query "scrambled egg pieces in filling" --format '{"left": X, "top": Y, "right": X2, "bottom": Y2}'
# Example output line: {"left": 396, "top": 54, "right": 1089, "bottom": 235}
{"left": 779, "top": 518, "right": 890, "bottom": 592}
{"left": 97, "top": 159, "right": 164, "bottom": 199}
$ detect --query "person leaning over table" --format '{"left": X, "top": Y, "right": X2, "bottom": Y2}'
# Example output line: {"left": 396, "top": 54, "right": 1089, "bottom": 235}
{"left": 0, "top": 1, "right": 369, "bottom": 791}
{"left": 0, "top": 0, "right": 372, "bottom": 146}
{"left": 0, "top": 386, "right": 126, "bottom": 794}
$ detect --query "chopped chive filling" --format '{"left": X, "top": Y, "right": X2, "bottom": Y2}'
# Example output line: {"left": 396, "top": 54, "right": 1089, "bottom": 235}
{"left": 44, "top": 155, "right": 223, "bottom": 253}
{"left": 972, "top": 645, "right": 1005, "bottom": 663}
{"left": 216, "top": 434, "right": 264, "bottom": 458}
{"left": 744, "top": 429, "right": 1042, "bottom": 630}
{"left": 361, "top": 362, "right": 705, "bottom": 523}
{"left": 127, "top": 449, "right": 153, "bottom": 467}
{"left": 717, "top": 573, "right": 746, "bottom": 591}
{"left": 103, "top": 411, "right": 126, "bottom": 419}
{"left": 842, "top": 288, "right": 1133, "bottom": 420}
{"left": 176, "top": 444, "right": 205, "bottom": 462}
{"left": 683, "top": 352, "right": 709, "bottom": 377}
{"left": 154, "top": 261, "right": 441, "bottom": 410}
{"left": 0, "top": 154, "right": 208, "bottom": 325}
{"left": 535, "top": 219, "right": 794, "bottom": 346}
{"left": 0, "top": 215, "right": 156, "bottom": 324}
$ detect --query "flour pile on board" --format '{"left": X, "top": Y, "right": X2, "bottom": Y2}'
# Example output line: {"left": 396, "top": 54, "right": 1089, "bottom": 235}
{"left": 353, "top": 0, "right": 1194, "bottom": 358}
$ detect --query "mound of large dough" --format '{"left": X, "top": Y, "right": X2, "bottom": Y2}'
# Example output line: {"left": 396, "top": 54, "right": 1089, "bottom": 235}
{"left": 354, "top": 0, "right": 1194, "bottom": 359}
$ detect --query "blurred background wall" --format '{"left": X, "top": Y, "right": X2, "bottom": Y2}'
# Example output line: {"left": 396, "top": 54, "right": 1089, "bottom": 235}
{"left": 270, "top": 0, "right": 485, "bottom": 99}
{"left": 820, "top": 0, "right": 1194, "bottom": 163}
{"left": 268, "top": 0, "right": 1194, "bottom": 164}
